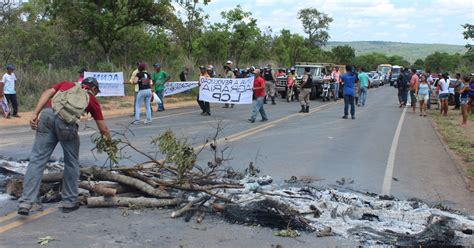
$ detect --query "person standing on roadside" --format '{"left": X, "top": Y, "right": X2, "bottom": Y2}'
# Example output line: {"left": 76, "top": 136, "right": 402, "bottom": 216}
{"left": 453, "top": 73, "right": 462, "bottom": 110}
{"left": 299, "top": 67, "right": 312, "bottom": 113}
{"left": 0, "top": 65, "right": 20, "bottom": 118}
{"left": 416, "top": 74, "right": 430, "bottom": 117}
{"left": 197, "top": 66, "right": 211, "bottom": 116}
{"left": 426, "top": 71, "right": 434, "bottom": 109}
{"left": 438, "top": 73, "right": 450, "bottom": 116}
{"left": 179, "top": 68, "right": 189, "bottom": 82}
{"left": 341, "top": 65, "right": 357, "bottom": 119}
{"left": 460, "top": 75, "right": 470, "bottom": 125}
{"left": 357, "top": 67, "right": 370, "bottom": 107}
{"left": 331, "top": 67, "right": 341, "bottom": 101}
{"left": 248, "top": 69, "right": 268, "bottom": 123}
{"left": 132, "top": 63, "right": 154, "bottom": 125}
{"left": 129, "top": 61, "right": 141, "bottom": 117}
{"left": 18, "top": 77, "right": 111, "bottom": 215}
{"left": 263, "top": 64, "right": 277, "bottom": 105}
{"left": 77, "top": 67, "right": 87, "bottom": 83}
{"left": 223, "top": 61, "right": 235, "bottom": 108}
{"left": 151, "top": 63, "right": 170, "bottom": 112}
{"left": 409, "top": 68, "right": 419, "bottom": 113}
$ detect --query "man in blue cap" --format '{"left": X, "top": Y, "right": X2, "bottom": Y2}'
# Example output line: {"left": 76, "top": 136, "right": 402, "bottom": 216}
{"left": 0, "top": 64, "right": 20, "bottom": 118}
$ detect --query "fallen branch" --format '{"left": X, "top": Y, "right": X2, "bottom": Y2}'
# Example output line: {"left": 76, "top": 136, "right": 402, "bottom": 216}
{"left": 79, "top": 182, "right": 116, "bottom": 197}
{"left": 171, "top": 195, "right": 211, "bottom": 218}
{"left": 87, "top": 197, "right": 182, "bottom": 208}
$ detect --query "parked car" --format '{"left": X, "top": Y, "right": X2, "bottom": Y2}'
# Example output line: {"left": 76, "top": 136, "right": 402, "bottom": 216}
{"left": 368, "top": 71, "right": 382, "bottom": 88}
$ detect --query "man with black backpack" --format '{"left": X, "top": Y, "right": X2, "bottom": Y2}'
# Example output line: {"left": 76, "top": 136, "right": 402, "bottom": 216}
{"left": 397, "top": 68, "right": 410, "bottom": 107}
{"left": 17, "top": 77, "right": 111, "bottom": 216}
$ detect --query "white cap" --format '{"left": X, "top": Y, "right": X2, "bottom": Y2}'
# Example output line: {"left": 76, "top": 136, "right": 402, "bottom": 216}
{"left": 226, "top": 60, "right": 233, "bottom": 65}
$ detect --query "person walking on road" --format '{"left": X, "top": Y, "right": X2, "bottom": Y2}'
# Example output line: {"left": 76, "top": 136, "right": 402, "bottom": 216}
{"left": 416, "top": 74, "right": 430, "bottom": 117}
{"left": 151, "top": 63, "right": 170, "bottom": 112}
{"left": 223, "top": 61, "right": 235, "bottom": 108}
{"left": 197, "top": 66, "right": 211, "bottom": 116}
{"left": 263, "top": 65, "right": 276, "bottom": 105}
{"left": 397, "top": 68, "right": 410, "bottom": 107}
{"left": 460, "top": 75, "right": 471, "bottom": 125}
{"left": 248, "top": 69, "right": 268, "bottom": 123}
{"left": 438, "top": 73, "right": 450, "bottom": 116}
{"left": 357, "top": 67, "right": 369, "bottom": 107}
{"left": 341, "top": 65, "right": 357, "bottom": 119}
{"left": 0, "top": 64, "right": 20, "bottom": 118}
{"left": 132, "top": 63, "right": 154, "bottom": 125}
{"left": 299, "top": 67, "right": 313, "bottom": 113}
{"left": 409, "top": 68, "right": 419, "bottom": 113}
{"left": 18, "top": 77, "right": 111, "bottom": 215}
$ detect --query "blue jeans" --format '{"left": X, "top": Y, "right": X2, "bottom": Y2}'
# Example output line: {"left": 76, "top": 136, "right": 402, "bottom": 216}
{"left": 398, "top": 87, "right": 408, "bottom": 105}
{"left": 344, "top": 94, "right": 355, "bottom": 117}
{"left": 250, "top": 96, "right": 267, "bottom": 121}
{"left": 334, "top": 83, "right": 339, "bottom": 100}
{"left": 19, "top": 108, "right": 80, "bottom": 209}
{"left": 156, "top": 90, "right": 164, "bottom": 111}
{"left": 135, "top": 89, "right": 152, "bottom": 122}
{"left": 359, "top": 87, "right": 368, "bottom": 106}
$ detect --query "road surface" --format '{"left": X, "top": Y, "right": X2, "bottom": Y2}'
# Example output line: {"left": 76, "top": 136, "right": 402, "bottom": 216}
{"left": 0, "top": 86, "right": 473, "bottom": 247}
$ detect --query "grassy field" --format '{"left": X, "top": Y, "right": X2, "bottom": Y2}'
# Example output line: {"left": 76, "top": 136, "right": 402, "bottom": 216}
{"left": 430, "top": 110, "right": 474, "bottom": 178}
{"left": 325, "top": 41, "right": 466, "bottom": 63}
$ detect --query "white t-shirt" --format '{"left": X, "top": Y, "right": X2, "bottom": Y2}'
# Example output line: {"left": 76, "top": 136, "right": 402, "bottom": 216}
{"left": 439, "top": 78, "right": 449, "bottom": 94}
{"left": 1, "top": 73, "right": 17, "bottom": 94}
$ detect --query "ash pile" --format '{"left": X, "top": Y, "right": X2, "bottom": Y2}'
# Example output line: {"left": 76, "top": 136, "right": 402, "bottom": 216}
{"left": 1, "top": 130, "right": 473, "bottom": 246}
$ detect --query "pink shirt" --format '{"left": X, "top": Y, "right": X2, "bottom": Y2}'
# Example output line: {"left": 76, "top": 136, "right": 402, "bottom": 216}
{"left": 332, "top": 71, "right": 341, "bottom": 83}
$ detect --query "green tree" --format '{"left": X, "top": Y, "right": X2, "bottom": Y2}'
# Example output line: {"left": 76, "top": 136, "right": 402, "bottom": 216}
{"left": 49, "top": 0, "right": 175, "bottom": 62}
{"left": 331, "top": 45, "right": 355, "bottom": 65}
{"left": 173, "top": 1, "right": 208, "bottom": 59}
{"left": 413, "top": 59, "right": 424, "bottom": 69}
{"left": 462, "top": 23, "right": 474, "bottom": 64}
{"left": 297, "top": 8, "right": 333, "bottom": 47}
{"left": 424, "top": 52, "right": 461, "bottom": 73}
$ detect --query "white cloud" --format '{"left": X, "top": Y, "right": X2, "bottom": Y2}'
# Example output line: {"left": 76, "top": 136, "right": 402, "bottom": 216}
{"left": 347, "top": 19, "right": 371, "bottom": 28}
{"left": 395, "top": 23, "right": 416, "bottom": 29}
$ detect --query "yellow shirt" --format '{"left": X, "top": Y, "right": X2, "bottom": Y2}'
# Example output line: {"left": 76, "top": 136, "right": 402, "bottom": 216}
{"left": 129, "top": 69, "right": 139, "bottom": 92}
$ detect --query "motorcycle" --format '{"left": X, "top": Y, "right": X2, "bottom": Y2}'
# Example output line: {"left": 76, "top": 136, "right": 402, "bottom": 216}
{"left": 321, "top": 81, "right": 330, "bottom": 102}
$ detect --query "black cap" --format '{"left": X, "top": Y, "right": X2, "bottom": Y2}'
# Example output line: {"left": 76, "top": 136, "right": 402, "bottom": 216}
{"left": 78, "top": 67, "right": 88, "bottom": 73}
{"left": 82, "top": 77, "right": 100, "bottom": 92}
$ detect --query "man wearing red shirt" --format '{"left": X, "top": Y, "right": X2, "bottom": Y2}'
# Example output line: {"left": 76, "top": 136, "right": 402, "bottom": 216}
{"left": 248, "top": 69, "right": 268, "bottom": 123}
{"left": 18, "top": 77, "right": 111, "bottom": 216}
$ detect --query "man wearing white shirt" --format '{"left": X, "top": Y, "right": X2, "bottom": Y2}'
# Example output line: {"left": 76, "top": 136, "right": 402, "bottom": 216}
{"left": 0, "top": 64, "right": 20, "bottom": 118}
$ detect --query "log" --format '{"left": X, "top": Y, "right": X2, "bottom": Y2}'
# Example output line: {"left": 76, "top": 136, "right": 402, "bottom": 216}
{"left": 171, "top": 195, "right": 211, "bottom": 218}
{"left": 81, "top": 167, "right": 170, "bottom": 198}
{"left": 86, "top": 197, "right": 181, "bottom": 208}
{"left": 79, "top": 182, "right": 116, "bottom": 197}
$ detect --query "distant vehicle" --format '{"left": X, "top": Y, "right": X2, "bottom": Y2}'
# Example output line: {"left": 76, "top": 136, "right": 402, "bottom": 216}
{"left": 368, "top": 71, "right": 382, "bottom": 88}
{"left": 390, "top": 65, "right": 403, "bottom": 86}
{"left": 377, "top": 64, "right": 391, "bottom": 84}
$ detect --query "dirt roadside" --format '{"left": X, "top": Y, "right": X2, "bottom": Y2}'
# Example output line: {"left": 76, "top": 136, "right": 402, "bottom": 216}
{"left": 0, "top": 96, "right": 197, "bottom": 127}
{"left": 428, "top": 108, "right": 474, "bottom": 192}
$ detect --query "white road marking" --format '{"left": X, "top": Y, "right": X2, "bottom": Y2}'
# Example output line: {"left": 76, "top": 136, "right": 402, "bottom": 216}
{"left": 381, "top": 106, "right": 407, "bottom": 195}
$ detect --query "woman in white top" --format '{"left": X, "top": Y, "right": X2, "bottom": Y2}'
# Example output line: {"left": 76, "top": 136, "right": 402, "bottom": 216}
{"left": 438, "top": 73, "right": 450, "bottom": 116}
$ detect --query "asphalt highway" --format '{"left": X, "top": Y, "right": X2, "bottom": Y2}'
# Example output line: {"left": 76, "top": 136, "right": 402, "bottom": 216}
{"left": 0, "top": 85, "right": 473, "bottom": 247}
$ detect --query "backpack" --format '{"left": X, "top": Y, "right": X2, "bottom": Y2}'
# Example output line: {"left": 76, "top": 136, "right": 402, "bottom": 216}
{"left": 52, "top": 83, "right": 90, "bottom": 124}
{"left": 398, "top": 72, "right": 410, "bottom": 88}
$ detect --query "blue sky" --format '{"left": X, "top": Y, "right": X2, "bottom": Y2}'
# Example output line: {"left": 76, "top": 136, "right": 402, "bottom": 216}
{"left": 175, "top": 0, "right": 473, "bottom": 46}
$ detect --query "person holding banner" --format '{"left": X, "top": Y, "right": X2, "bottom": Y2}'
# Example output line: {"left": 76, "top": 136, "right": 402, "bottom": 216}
{"left": 132, "top": 63, "right": 153, "bottom": 125}
{"left": 223, "top": 61, "right": 235, "bottom": 108}
{"left": 129, "top": 61, "right": 141, "bottom": 117}
{"left": 152, "top": 63, "right": 170, "bottom": 112}
{"left": 197, "top": 66, "right": 211, "bottom": 116}
{"left": 248, "top": 69, "right": 268, "bottom": 123}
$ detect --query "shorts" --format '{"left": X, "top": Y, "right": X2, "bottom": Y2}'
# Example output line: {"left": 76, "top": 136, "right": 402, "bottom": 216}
{"left": 417, "top": 94, "right": 429, "bottom": 101}
{"left": 439, "top": 93, "right": 449, "bottom": 99}
{"left": 461, "top": 98, "right": 469, "bottom": 105}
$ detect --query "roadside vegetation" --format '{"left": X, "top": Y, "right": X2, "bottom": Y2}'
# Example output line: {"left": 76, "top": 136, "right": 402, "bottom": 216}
{"left": 430, "top": 111, "right": 474, "bottom": 178}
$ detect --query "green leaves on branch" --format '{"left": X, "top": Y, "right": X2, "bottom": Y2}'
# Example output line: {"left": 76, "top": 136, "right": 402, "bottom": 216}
{"left": 91, "top": 134, "right": 120, "bottom": 165}
{"left": 155, "top": 130, "right": 196, "bottom": 182}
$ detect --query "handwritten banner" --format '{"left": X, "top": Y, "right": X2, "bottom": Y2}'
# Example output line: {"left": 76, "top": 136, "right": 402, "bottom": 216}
{"left": 163, "top": 81, "right": 199, "bottom": 96}
{"left": 199, "top": 77, "right": 254, "bottom": 104}
{"left": 84, "top": 72, "right": 125, "bottom": 97}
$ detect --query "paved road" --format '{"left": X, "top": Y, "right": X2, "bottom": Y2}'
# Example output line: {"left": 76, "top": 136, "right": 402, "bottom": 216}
{"left": 0, "top": 86, "right": 473, "bottom": 247}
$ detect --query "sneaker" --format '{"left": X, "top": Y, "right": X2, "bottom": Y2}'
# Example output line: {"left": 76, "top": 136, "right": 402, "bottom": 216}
{"left": 248, "top": 118, "right": 255, "bottom": 123}
{"left": 17, "top": 207, "right": 29, "bottom": 216}
{"left": 351, "top": 116, "right": 356, "bottom": 119}
{"left": 144, "top": 120, "right": 152, "bottom": 125}
{"left": 158, "top": 109, "right": 164, "bottom": 112}
{"left": 260, "top": 118, "right": 268, "bottom": 122}
{"left": 342, "top": 116, "right": 348, "bottom": 119}
{"left": 12, "top": 114, "right": 20, "bottom": 118}
{"left": 202, "top": 112, "right": 210, "bottom": 116}
{"left": 60, "top": 205, "right": 80, "bottom": 213}
{"left": 200, "top": 112, "right": 206, "bottom": 115}
{"left": 131, "top": 120, "right": 141, "bottom": 125}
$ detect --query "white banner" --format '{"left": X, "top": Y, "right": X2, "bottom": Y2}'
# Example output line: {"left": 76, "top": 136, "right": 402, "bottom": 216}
{"left": 163, "top": 81, "right": 199, "bottom": 96}
{"left": 199, "top": 77, "right": 254, "bottom": 104}
{"left": 84, "top": 72, "right": 125, "bottom": 97}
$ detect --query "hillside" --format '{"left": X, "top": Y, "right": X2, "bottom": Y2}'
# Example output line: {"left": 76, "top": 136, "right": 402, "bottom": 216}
{"left": 325, "top": 41, "right": 466, "bottom": 62}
